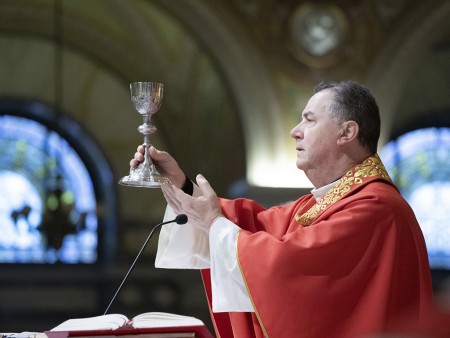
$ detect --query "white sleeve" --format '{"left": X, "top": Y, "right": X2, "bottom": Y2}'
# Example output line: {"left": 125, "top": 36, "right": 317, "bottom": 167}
{"left": 154, "top": 183, "right": 253, "bottom": 312}
{"left": 209, "top": 217, "right": 254, "bottom": 313}
{"left": 155, "top": 205, "right": 211, "bottom": 269}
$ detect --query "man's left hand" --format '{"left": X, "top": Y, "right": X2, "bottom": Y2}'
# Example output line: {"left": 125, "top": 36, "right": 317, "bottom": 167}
{"left": 161, "top": 174, "right": 223, "bottom": 231}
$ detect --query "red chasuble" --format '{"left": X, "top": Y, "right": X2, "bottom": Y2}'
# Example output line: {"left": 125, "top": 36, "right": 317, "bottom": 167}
{"left": 201, "top": 155, "right": 434, "bottom": 338}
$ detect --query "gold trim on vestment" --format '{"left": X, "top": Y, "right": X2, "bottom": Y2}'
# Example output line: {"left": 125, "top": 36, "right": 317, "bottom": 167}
{"left": 295, "top": 154, "right": 392, "bottom": 227}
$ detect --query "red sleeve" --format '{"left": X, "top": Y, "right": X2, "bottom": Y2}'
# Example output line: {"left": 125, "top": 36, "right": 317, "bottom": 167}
{"left": 219, "top": 196, "right": 312, "bottom": 236}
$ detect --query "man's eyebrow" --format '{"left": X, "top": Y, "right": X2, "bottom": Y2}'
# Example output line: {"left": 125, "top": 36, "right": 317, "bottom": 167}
{"left": 302, "top": 111, "right": 313, "bottom": 119}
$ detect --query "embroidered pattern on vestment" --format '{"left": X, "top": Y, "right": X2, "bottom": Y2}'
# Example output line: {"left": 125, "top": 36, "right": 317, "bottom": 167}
{"left": 295, "top": 154, "right": 392, "bottom": 227}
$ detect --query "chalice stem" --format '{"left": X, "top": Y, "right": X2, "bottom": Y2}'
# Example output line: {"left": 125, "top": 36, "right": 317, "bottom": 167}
{"left": 142, "top": 114, "right": 153, "bottom": 166}
{"left": 143, "top": 142, "right": 152, "bottom": 166}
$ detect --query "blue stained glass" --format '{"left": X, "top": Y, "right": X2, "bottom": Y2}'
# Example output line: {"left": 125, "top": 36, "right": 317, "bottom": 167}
{"left": 381, "top": 127, "right": 450, "bottom": 269}
{"left": 0, "top": 115, "right": 98, "bottom": 264}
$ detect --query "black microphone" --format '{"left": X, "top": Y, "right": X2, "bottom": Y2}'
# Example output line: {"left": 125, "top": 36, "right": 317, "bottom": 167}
{"left": 103, "top": 214, "right": 188, "bottom": 315}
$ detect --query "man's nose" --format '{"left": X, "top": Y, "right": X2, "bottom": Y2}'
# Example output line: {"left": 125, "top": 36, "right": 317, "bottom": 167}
{"left": 290, "top": 124, "right": 302, "bottom": 139}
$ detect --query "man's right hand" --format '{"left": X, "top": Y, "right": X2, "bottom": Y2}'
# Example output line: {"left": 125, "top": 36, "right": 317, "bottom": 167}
{"left": 130, "top": 145, "right": 186, "bottom": 189}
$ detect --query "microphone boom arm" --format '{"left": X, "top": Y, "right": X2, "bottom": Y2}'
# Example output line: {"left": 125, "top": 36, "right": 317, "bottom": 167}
{"left": 103, "top": 214, "right": 188, "bottom": 315}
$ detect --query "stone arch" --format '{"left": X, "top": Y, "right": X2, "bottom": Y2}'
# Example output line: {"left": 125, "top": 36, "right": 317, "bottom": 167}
{"left": 366, "top": 1, "right": 450, "bottom": 145}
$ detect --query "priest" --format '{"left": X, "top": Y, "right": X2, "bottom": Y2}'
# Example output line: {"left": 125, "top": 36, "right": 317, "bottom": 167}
{"left": 131, "top": 81, "right": 434, "bottom": 338}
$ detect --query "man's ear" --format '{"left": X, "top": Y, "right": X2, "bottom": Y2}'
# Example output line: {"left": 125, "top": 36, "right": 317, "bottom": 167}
{"left": 337, "top": 120, "right": 359, "bottom": 145}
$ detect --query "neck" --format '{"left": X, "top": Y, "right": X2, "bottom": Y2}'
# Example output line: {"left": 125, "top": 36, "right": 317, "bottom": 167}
{"left": 308, "top": 151, "right": 373, "bottom": 188}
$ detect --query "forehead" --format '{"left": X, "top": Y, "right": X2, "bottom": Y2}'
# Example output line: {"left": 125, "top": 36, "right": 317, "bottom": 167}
{"left": 302, "top": 90, "right": 334, "bottom": 117}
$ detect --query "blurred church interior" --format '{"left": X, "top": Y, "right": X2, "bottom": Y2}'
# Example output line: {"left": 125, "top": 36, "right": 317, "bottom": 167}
{"left": 0, "top": 0, "right": 449, "bottom": 332}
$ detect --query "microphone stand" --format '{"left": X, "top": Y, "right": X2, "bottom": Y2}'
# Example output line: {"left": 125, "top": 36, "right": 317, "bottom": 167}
{"left": 103, "top": 214, "right": 188, "bottom": 315}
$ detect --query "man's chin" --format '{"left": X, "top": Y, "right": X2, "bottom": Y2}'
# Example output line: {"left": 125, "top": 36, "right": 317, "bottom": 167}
{"left": 296, "top": 160, "right": 307, "bottom": 170}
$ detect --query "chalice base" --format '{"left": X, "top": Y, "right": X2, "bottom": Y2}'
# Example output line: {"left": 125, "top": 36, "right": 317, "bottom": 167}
{"left": 118, "top": 163, "right": 170, "bottom": 188}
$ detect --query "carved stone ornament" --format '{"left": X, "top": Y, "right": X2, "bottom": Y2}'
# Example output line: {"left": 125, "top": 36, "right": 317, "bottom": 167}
{"left": 287, "top": 2, "right": 350, "bottom": 68}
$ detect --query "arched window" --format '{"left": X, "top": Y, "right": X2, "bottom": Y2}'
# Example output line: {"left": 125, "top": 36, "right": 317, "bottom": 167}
{"left": 0, "top": 100, "right": 117, "bottom": 265}
{"left": 381, "top": 127, "right": 450, "bottom": 269}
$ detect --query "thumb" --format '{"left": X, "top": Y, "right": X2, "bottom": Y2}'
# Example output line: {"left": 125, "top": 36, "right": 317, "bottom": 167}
{"left": 149, "top": 145, "right": 158, "bottom": 153}
{"left": 149, "top": 146, "right": 163, "bottom": 159}
{"left": 196, "top": 174, "right": 216, "bottom": 198}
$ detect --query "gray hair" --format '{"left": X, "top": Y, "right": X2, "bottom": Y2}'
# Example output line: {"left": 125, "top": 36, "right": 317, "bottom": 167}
{"left": 314, "top": 81, "right": 380, "bottom": 154}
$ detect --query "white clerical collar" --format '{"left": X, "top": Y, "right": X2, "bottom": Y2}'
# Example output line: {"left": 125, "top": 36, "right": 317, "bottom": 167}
{"left": 311, "top": 180, "right": 339, "bottom": 201}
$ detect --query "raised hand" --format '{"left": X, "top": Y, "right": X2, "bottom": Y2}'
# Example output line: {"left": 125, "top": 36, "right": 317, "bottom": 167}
{"left": 130, "top": 145, "right": 186, "bottom": 188}
{"left": 161, "top": 174, "right": 223, "bottom": 231}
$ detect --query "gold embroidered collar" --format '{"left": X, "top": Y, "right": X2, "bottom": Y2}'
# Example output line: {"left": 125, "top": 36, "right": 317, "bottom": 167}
{"left": 295, "top": 154, "right": 392, "bottom": 227}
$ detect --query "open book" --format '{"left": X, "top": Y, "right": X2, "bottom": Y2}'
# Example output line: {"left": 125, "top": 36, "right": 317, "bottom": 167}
{"left": 46, "top": 312, "right": 213, "bottom": 338}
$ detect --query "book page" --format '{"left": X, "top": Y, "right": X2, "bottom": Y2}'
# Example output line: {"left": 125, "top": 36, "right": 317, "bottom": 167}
{"left": 50, "top": 314, "right": 129, "bottom": 331}
{"left": 132, "top": 312, "right": 204, "bottom": 328}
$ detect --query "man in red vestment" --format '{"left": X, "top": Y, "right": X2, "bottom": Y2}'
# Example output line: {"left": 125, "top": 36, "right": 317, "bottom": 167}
{"left": 131, "top": 81, "right": 436, "bottom": 337}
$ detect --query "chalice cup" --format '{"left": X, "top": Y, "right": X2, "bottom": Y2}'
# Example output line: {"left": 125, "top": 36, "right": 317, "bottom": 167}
{"left": 119, "top": 82, "right": 170, "bottom": 188}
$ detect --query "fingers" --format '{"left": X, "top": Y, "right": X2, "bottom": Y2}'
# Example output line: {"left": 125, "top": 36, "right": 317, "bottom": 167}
{"left": 162, "top": 182, "right": 199, "bottom": 216}
{"left": 196, "top": 174, "right": 217, "bottom": 199}
{"left": 162, "top": 176, "right": 222, "bottom": 230}
{"left": 161, "top": 183, "right": 183, "bottom": 214}
{"left": 137, "top": 145, "right": 145, "bottom": 153}
{"left": 130, "top": 148, "right": 145, "bottom": 167}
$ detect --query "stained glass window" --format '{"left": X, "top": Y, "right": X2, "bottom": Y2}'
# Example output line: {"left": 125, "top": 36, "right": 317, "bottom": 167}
{"left": 381, "top": 127, "right": 450, "bottom": 269}
{"left": 0, "top": 113, "right": 99, "bottom": 264}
